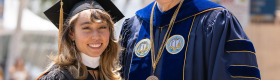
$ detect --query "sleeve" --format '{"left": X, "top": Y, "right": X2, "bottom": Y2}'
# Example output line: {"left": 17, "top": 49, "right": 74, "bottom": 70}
{"left": 119, "top": 17, "right": 133, "bottom": 79}
{"left": 119, "top": 15, "right": 142, "bottom": 80}
{"left": 203, "top": 9, "right": 260, "bottom": 80}
{"left": 119, "top": 17, "right": 132, "bottom": 52}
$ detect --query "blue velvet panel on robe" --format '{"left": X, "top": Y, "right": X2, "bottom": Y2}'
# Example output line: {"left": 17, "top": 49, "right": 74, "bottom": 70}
{"left": 225, "top": 40, "right": 255, "bottom": 53}
{"left": 227, "top": 66, "right": 261, "bottom": 79}
{"left": 128, "top": 21, "right": 152, "bottom": 80}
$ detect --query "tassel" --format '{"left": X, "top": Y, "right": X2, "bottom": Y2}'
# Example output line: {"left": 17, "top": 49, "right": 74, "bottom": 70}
{"left": 58, "top": 0, "right": 63, "bottom": 53}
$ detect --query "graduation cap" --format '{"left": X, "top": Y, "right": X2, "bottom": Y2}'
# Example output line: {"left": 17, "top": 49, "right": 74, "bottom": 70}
{"left": 44, "top": 0, "right": 124, "bottom": 51}
{"left": 44, "top": 0, "right": 124, "bottom": 29}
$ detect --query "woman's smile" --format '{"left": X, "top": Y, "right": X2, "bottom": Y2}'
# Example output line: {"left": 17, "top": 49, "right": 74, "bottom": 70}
{"left": 88, "top": 43, "right": 102, "bottom": 49}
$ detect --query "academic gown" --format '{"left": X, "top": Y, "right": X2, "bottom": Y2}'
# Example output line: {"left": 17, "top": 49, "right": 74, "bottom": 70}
{"left": 119, "top": 0, "right": 260, "bottom": 80}
{"left": 38, "top": 65, "right": 100, "bottom": 80}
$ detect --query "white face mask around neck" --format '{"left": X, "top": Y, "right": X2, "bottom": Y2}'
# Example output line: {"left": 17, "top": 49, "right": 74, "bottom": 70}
{"left": 81, "top": 53, "right": 100, "bottom": 68}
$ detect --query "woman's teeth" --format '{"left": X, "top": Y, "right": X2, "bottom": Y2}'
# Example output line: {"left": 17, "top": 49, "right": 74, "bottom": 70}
{"left": 89, "top": 44, "right": 101, "bottom": 47}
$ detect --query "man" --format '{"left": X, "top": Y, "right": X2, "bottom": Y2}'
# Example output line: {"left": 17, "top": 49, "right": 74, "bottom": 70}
{"left": 120, "top": 0, "right": 260, "bottom": 80}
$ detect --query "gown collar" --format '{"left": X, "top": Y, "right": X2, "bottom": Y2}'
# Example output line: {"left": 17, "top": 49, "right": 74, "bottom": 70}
{"left": 135, "top": 0, "right": 223, "bottom": 27}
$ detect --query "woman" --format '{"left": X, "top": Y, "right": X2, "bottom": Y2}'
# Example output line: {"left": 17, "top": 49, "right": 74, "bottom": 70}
{"left": 37, "top": 0, "right": 124, "bottom": 80}
{"left": 0, "top": 66, "right": 3, "bottom": 80}
{"left": 120, "top": 0, "right": 260, "bottom": 80}
{"left": 10, "top": 58, "right": 29, "bottom": 80}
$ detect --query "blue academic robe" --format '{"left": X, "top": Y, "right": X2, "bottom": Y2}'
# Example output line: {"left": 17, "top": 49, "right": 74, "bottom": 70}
{"left": 119, "top": 0, "right": 260, "bottom": 80}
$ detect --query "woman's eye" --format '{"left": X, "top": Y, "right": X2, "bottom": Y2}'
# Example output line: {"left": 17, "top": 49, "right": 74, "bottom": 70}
{"left": 100, "top": 26, "right": 107, "bottom": 29}
{"left": 82, "top": 27, "right": 90, "bottom": 30}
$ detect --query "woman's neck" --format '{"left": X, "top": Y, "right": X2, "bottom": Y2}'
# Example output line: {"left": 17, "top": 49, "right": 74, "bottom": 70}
{"left": 157, "top": 0, "right": 181, "bottom": 12}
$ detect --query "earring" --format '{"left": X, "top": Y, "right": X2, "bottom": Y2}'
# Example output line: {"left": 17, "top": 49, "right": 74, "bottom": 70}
{"left": 72, "top": 41, "right": 76, "bottom": 52}
{"left": 72, "top": 41, "right": 75, "bottom": 46}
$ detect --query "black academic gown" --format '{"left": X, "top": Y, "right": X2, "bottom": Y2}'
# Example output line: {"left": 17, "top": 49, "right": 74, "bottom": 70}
{"left": 38, "top": 65, "right": 100, "bottom": 80}
{"left": 120, "top": 0, "right": 260, "bottom": 80}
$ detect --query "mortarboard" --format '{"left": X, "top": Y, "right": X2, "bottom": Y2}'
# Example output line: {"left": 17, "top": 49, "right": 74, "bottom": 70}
{"left": 44, "top": 0, "right": 124, "bottom": 28}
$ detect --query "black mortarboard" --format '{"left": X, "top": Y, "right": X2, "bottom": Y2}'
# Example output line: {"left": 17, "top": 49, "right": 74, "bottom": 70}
{"left": 44, "top": 0, "right": 124, "bottom": 28}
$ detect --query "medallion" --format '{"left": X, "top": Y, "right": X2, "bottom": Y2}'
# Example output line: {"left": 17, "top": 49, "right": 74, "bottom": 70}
{"left": 146, "top": 75, "right": 159, "bottom": 80}
{"left": 166, "top": 35, "right": 185, "bottom": 54}
{"left": 134, "top": 39, "right": 151, "bottom": 57}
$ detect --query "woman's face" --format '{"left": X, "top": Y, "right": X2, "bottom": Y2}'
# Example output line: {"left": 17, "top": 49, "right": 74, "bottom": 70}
{"left": 16, "top": 59, "right": 24, "bottom": 67}
{"left": 70, "top": 10, "right": 110, "bottom": 57}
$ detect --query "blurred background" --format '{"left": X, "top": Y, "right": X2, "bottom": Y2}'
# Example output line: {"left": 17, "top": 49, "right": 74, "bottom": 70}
{"left": 0, "top": 0, "right": 279, "bottom": 80}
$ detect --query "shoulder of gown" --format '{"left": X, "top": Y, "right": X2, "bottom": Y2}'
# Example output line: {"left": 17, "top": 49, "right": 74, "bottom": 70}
{"left": 37, "top": 65, "right": 74, "bottom": 80}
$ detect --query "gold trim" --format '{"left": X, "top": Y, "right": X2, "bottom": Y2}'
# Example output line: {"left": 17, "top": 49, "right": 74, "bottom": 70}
{"left": 183, "top": 16, "right": 196, "bottom": 80}
{"left": 226, "top": 39, "right": 255, "bottom": 55}
{"left": 166, "top": 35, "right": 185, "bottom": 54}
{"left": 230, "top": 65, "right": 258, "bottom": 68}
{"left": 160, "top": 8, "right": 225, "bottom": 28}
{"left": 231, "top": 76, "right": 260, "bottom": 80}
{"left": 229, "top": 65, "right": 260, "bottom": 80}
{"left": 134, "top": 39, "right": 151, "bottom": 58}
{"left": 227, "top": 51, "right": 256, "bottom": 55}
{"left": 227, "top": 39, "right": 250, "bottom": 42}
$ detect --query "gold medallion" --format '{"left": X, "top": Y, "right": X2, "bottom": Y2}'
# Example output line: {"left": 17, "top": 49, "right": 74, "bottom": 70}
{"left": 146, "top": 75, "right": 159, "bottom": 80}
